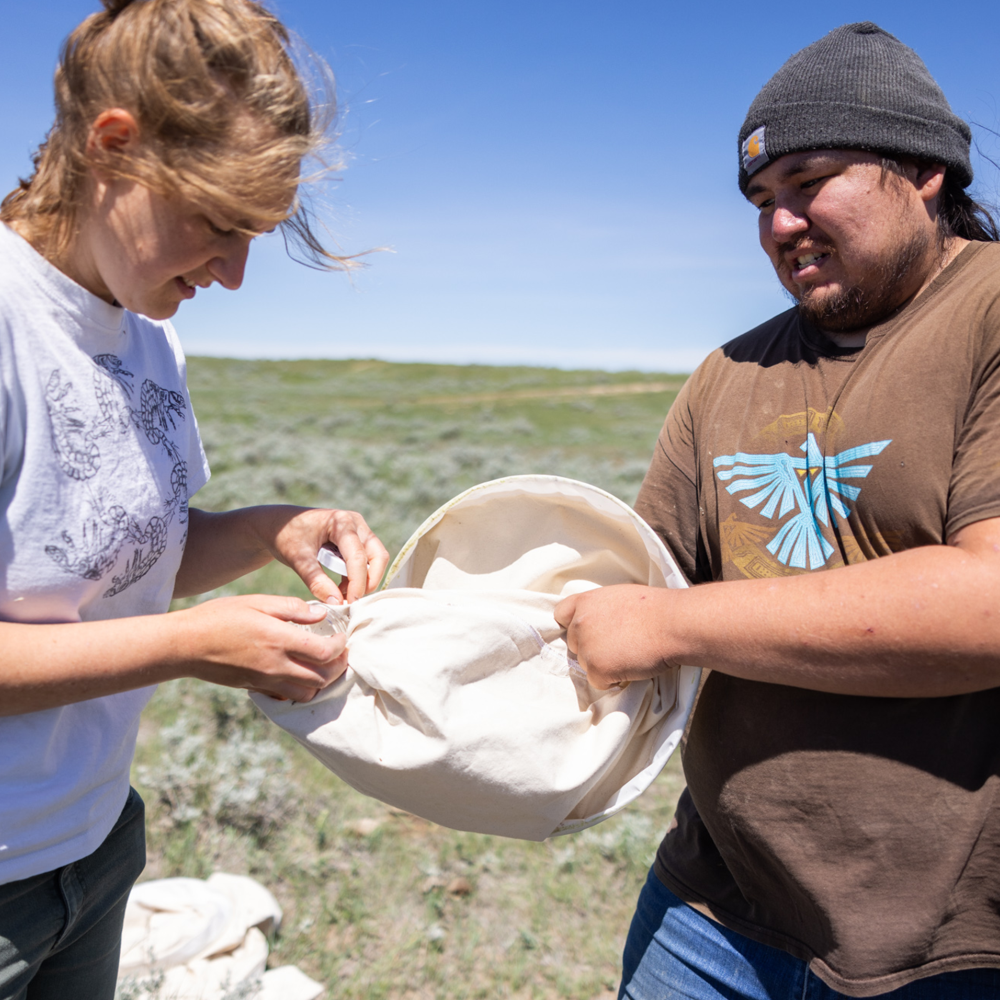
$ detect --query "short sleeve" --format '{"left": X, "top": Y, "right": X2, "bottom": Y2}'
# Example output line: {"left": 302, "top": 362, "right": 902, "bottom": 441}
{"left": 161, "top": 321, "right": 211, "bottom": 500}
{"left": 946, "top": 295, "right": 1000, "bottom": 537}
{"left": 634, "top": 375, "right": 707, "bottom": 584}
{"left": 0, "top": 326, "right": 26, "bottom": 490}
{"left": 180, "top": 374, "right": 211, "bottom": 501}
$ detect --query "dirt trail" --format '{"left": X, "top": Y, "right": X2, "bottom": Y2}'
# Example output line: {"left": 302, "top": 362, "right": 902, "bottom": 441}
{"left": 417, "top": 380, "right": 683, "bottom": 406}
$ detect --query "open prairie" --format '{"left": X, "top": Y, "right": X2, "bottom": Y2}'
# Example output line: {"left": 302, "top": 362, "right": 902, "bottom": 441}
{"left": 131, "top": 358, "right": 689, "bottom": 1000}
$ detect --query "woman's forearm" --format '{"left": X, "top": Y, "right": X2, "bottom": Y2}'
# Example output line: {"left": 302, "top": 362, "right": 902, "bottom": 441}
{"left": 174, "top": 505, "right": 389, "bottom": 603}
{"left": 0, "top": 615, "right": 194, "bottom": 715}
{"left": 0, "top": 595, "right": 347, "bottom": 715}
{"left": 172, "top": 507, "right": 275, "bottom": 598}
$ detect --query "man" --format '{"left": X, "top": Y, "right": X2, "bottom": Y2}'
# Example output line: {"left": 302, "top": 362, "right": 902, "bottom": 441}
{"left": 556, "top": 22, "right": 1000, "bottom": 999}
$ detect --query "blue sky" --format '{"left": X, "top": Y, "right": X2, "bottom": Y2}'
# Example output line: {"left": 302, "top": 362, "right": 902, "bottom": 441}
{"left": 3, "top": 1, "right": 999, "bottom": 371}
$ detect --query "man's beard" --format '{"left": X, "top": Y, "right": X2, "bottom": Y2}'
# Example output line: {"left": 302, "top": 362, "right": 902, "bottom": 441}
{"left": 781, "top": 228, "right": 934, "bottom": 333}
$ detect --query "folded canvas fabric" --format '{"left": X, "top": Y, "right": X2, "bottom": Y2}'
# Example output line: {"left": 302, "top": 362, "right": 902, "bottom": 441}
{"left": 252, "top": 476, "right": 700, "bottom": 841}
{"left": 117, "top": 873, "right": 324, "bottom": 1000}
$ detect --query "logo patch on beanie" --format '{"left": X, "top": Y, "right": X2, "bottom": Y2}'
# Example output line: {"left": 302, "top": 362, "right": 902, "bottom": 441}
{"left": 742, "top": 126, "right": 769, "bottom": 174}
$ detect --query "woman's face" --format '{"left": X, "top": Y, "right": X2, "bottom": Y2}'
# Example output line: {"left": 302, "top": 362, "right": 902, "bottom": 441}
{"left": 50, "top": 108, "right": 298, "bottom": 319}
{"left": 69, "top": 177, "right": 276, "bottom": 320}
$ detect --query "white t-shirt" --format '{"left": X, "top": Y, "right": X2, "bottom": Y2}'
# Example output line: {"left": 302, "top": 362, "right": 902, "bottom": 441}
{"left": 0, "top": 223, "right": 210, "bottom": 884}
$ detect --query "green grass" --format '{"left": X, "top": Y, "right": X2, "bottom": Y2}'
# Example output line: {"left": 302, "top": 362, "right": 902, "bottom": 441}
{"left": 132, "top": 357, "right": 688, "bottom": 998}
{"left": 184, "top": 358, "right": 683, "bottom": 567}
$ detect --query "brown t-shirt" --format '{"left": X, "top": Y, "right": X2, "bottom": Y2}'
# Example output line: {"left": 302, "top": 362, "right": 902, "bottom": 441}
{"left": 634, "top": 241, "right": 1000, "bottom": 997}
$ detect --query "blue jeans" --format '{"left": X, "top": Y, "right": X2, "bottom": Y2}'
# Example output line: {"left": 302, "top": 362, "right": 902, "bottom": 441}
{"left": 0, "top": 787, "right": 146, "bottom": 1000}
{"left": 620, "top": 867, "right": 1000, "bottom": 999}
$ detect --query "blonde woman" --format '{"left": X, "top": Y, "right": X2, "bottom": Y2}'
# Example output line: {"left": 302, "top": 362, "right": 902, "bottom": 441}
{"left": 0, "top": 2, "right": 387, "bottom": 995}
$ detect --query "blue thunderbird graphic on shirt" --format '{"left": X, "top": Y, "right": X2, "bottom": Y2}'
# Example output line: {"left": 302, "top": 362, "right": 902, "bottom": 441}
{"left": 713, "top": 433, "right": 891, "bottom": 570}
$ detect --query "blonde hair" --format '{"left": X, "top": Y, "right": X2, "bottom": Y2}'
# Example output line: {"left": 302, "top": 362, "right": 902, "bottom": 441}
{"left": 1, "top": 0, "right": 353, "bottom": 268}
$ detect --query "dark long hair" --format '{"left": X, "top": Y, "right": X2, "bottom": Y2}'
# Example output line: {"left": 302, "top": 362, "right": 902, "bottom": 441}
{"left": 881, "top": 157, "right": 999, "bottom": 242}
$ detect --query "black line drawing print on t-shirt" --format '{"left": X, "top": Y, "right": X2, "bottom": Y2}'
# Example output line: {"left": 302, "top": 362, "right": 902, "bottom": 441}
{"left": 101, "top": 512, "right": 170, "bottom": 597}
{"left": 94, "top": 355, "right": 190, "bottom": 523}
{"left": 93, "top": 353, "right": 134, "bottom": 395}
{"left": 44, "top": 354, "right": 190, "bottom": 597}
{"left": 135, "top": 378, "right": 186, "bottom": 463}
{"left": 45, "top": 369, "right": 103, "bottom": 481}
{"left": 93, "top": 353, "right": 136, "bottom": 437}
{"left": 44, "top": 505, "right": 169, "bottom": 591}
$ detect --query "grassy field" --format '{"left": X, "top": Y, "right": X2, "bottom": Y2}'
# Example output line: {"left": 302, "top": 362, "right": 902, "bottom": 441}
{"left": 130, "top": 358, "right": 688, "bottom": 999}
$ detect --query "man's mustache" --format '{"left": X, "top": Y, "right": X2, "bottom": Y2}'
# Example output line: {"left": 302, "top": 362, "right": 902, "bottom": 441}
{"left": 774, "top": 238, "right": 835, "bottom": 260}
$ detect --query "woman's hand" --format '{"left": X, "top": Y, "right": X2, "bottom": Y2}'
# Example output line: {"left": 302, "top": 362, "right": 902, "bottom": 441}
{"left": 176, "top": 506, "right": 390, "bottom": 603}
{"left": 175, "top": 594, "right": 349, "bottom": 701}
{"left": 262, "top": 506, "right": 390, "bottom": 604}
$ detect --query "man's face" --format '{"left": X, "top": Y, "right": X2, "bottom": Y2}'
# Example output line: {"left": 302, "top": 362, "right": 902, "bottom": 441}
{"left": 745, "top": 149, "right": 939, "bottom": 332}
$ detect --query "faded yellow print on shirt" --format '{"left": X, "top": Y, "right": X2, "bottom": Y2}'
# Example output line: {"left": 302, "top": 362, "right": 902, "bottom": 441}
{"left": 716, "top": 408, "right": 896, "bottom": 579}
{"left": 758, "top": 406, "right": 846, "bottom": 449}
{"left": 720, "top": 514, "right": 813, "bottom": 578}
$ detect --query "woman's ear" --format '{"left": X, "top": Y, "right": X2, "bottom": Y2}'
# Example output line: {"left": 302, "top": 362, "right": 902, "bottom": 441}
{"left": 85, "top": 108, "right": 140, "bottom": 162}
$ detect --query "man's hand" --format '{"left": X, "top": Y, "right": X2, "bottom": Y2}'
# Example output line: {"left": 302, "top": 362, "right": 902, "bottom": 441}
{"left": 555, "top": 585, "right": 681, "bottom": 690}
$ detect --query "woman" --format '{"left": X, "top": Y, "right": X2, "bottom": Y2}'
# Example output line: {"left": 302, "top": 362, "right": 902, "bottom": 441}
{"left": 0, "top": 1, "right": 387, "bottom": 995}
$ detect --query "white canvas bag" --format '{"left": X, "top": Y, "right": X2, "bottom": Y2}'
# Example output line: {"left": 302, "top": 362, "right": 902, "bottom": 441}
{"left": 117, "top": 873, "right": 324, "bottom": 1000}
{"left": 252, "top": 476, "right": 700, "bottom": 841}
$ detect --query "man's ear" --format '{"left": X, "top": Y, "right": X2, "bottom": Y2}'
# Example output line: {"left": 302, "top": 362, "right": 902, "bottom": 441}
{"left": 85, "top": 108, "right": 140, "bottom": 163}
{"left": 914, "top": 163, "right": 946, "bottom": 205}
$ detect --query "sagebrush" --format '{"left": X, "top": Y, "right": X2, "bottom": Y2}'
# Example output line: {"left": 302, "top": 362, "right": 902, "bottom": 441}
{"left": 132, "top": 358, "right": 688, "bottom": 999}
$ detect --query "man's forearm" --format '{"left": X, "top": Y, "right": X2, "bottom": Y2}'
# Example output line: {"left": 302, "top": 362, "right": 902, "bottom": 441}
{"left": 673, "top": 542, "right": 999, "bottom": 696}
{"left": 559, "top": 517, "right": 1000, "bottom": 698}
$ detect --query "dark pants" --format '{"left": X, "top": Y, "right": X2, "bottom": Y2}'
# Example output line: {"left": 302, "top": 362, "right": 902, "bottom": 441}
{"left": 0, "top": 788, "right": 146, "bottom": 1000}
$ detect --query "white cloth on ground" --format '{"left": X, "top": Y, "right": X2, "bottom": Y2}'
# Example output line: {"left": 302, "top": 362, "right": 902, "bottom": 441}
{"left": 118, "top": 873, "right": 324, "bottom": 1000}
{"left": 253, "top": 476, "right": 701, "bottom": 841}
{"left": 0, "top": 222, "right": 210, "bottom": 885}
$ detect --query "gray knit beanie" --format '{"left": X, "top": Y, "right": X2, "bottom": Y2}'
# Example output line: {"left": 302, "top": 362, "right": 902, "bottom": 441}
{"left": 738, "top": 22, "right": 972, "bottom": 193}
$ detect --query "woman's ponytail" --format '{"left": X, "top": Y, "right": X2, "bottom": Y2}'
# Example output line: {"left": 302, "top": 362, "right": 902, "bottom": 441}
{"left": 100, "top": 0, "right": 139, "bottom": 16}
